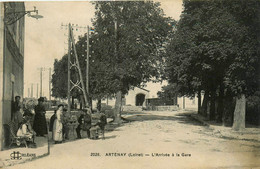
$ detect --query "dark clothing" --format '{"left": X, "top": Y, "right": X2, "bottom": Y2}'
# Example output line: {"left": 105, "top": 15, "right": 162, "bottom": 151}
{"left": 33, "top": 105, "right": 47, "bottom": 136}
{"left": 49, "top": 113, "right": 56, "bottom": 132}
{"left": 11, "top": 101, "right": 21, "bottom": 119}
{"left": 11, "top": 101, "right": 23, "bottom": 132}
{"left": 76, "top": 114, "right": 91, "bottom": 138}
{"left": 62, "top": 111, "right": 70, "bottom": 139}
{"left": 96, "top": 114, "right": 107, "bottom": 130}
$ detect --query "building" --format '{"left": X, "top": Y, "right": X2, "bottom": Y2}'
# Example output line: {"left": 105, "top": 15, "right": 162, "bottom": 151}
{"left": 177, "top": 95, "right": 203, "bottom": 111}
{"left": 92, "top": 87, "right": 150, "bottom": 111}
{"left": 123, "top": 87, "right": 150, "bottom": 106}
{"left": 0, "top": 2, "right": 25, "bottom": 150}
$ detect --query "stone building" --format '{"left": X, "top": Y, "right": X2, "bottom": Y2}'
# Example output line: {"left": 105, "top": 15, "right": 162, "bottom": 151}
{"left": 92, "top": 87, "right": 150, "bottom": 111}
{"left": 0, "top": 2, "right": 25, "bottom": 150}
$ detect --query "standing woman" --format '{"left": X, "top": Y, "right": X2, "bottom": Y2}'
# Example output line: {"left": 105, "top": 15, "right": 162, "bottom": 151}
{"left": 33, "top": 97, "right": 47, "bottom": 136}
{"left": 11, "top": 96, "right": 23, "bottom": 132}
{"left": 53, "top": 104, "right": 64, "bottom": 144}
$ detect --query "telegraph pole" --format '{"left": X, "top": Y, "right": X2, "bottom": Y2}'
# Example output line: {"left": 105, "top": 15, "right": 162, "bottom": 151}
{"left": 67, "top": 23, "right": 71, "bottom": 114}
{"left": 36, "top": 83, "right": 39, "bottom": 98}
{"left": 49, "top": 68, "right": 51, "bottom": 100}
{"left": 86, "top": 26, "right": 90, "bottom": 99}
{"left": 31, "top": 83, "right": 33, "bottom": 98}
{"left": 28, "top": 88, "right": 30, "bottom": 98}
{"left": 61, "top": 23, "right": 89, "bottom": 112}
{"left": 40, "top": 67, "right": 43, "bottom": 97}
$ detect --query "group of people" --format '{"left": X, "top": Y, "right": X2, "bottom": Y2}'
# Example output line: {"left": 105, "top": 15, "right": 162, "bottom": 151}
{"left": 49, "top": 104, "right": 69, "bottom": 144}
{"left": 49, "top": 105, "right": 107, "bottom": 144}
{"left": 12, "top": 96, "right": 108, "bottom": 146}
{"left": 12, "top": 96, "right": 48, "bottom": 147}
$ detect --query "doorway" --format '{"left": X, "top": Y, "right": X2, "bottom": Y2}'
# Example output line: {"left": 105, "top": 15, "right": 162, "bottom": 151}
{"left": 135, "top": 93, "right": 145, "bottom": 106}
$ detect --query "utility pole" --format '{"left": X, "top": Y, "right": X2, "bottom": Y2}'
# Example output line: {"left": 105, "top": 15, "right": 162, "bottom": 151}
{"left": 86, "top": 26, "right": 90, "bottom": 102}
{"left": 67, "top": 23, "right": 71, "bottom": 114}
{"left": 49, "top": 68, "right": 51, "bottom": 101}
{"left": 183, "top": 96, "right": 185, "bottom": 109}
{"left": 40, "top": 67, "right": 43, "bottom": 97}
{"left": 36, "top": 83, "right": 39, "bottom": 98}
{"left": 28, "top": 88, "right": 30, "bottom": 98}
{"left": 61, "top": 23, "right": 89, "bottom": 113}
{"left": 31, "top": 83, "right": 33, "bottom": 98}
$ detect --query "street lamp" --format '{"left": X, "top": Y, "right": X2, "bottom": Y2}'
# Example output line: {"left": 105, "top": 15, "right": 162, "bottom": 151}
{"left": 4, "top": 6, "right": 43, "bottom": 25}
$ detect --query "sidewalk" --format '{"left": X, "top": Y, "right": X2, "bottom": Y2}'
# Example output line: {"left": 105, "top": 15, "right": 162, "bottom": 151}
{"left": 190, "top": 113, "right": 260, "bottom": 142}
{"left": 0, "top": 137, "right": 49, "bottom": 168}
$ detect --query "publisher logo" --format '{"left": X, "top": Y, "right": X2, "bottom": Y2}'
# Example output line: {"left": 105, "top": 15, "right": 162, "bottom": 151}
{"left": 10, "top": 151, "right": 22, "bottom": 160}
{"left": 10, "top": 151, "right": 36, "bottom": 160}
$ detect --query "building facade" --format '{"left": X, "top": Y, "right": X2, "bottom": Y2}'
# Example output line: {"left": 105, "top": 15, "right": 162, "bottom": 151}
{"left": 0, "top": 2, "right": 25, "bottom": 150}
{"left": 92, "top": 87, "right": 150, "bottom": 110}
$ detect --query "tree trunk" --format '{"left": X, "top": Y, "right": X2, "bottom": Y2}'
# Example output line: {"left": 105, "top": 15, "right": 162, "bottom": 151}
{"left": 114, "top": 91, "right": 122, "bottom": 123}
{"left": 209, "top": 90, "right": 216, "bottom": 120}
{"left": 201, "top": 90, "right": 209, "bottom": 117}
{"left": 89, "top": 97, "right": 93, "bottom": 109}
{"left": 232, "top": 94, "right": 246, "bottom": 131}
{"left": 72, "top": 96, "right": 75, "bottom": 109}
{"left": 80, "top": 95, "right": 84, "bottom": 109}
{"left": 97, "top": 99, "right": 101, "bottom": 112}
{"left": 198, "top": 90, "right": 201, "bottom": 114}
{"left": 216, "top": 84, "right": 224, "bottom": 123}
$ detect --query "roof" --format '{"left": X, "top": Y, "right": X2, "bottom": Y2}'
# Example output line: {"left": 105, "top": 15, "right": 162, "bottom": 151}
{"left": 135, "top": 86, "right": 150, "bottom": 92}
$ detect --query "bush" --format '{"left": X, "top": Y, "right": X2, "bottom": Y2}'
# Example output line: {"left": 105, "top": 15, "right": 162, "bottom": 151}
{"left": 246, "top": 91, "right": 260, "bottom": 125}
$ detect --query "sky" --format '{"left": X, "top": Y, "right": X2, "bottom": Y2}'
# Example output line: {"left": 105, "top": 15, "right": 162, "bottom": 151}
{"left": 23, "top": 0, "right": 183, "bottom": 99}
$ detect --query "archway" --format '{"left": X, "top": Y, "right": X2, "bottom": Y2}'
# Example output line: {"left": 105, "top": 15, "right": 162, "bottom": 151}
{"left": 136, "top": 93, "right": 145, "bottom": 106}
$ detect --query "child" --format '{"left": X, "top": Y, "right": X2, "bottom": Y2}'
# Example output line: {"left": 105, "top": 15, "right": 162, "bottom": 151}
{"left": 93, "top": 112, "right": 107, "bottom": 139}
{"left": 17, "top": 112, "right": 36, "bottom": 146}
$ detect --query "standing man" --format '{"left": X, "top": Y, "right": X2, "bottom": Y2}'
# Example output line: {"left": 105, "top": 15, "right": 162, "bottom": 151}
{"left": 33, "top": 97, "right": 48, "bottom": 136}
{"left": 62, "top": 108, "right": 70, "bottom": 140}
{"left": 11, "top": 96, "right": 23, "bottom": 132}
{"left": 76, "top": 107, "right": 92, "bottom": 139}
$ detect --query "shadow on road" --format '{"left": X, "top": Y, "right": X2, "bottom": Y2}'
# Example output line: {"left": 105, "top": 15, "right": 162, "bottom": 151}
{"left": 104, "top": 135, "right": 117, "bottom": 140}
{"left": 122, "top": 112, "right": 205, "bottom": 127}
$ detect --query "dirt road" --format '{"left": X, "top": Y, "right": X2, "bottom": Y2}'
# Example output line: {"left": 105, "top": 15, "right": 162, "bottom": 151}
{"left": 7, "top": 110, "right": 260, "bottom": 169}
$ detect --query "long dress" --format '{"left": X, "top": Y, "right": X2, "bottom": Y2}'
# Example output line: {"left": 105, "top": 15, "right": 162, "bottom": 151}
{"left": 33, "top": 104, "right": 47, "bottom": 136}
{"left": 52, "top": 110, "right": 63, "bottom": 142}
{"left": 11, "top": 101, "right": 23, "bottom": 132}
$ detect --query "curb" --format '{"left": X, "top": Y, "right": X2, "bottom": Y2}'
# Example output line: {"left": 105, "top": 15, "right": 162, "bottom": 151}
{"left": 0, "top": 152, "right": 49, "bottom": 168}
{"left": 189, "top": 114, "right": 212, "bottom": 128}
{"left": 189, "top": 114, "right": 260, "bottom": 143}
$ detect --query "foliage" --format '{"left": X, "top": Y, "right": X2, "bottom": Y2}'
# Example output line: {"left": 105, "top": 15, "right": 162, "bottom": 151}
{"left": 157, "top": 83, "right": 179, "bottom": 105}
{"left": 92, "top": 1, "right": 173, "bottom": 95}
{"left": 165, "top": 0, "right": 260, "bottom": 97}
{"left": 52, "top": 1, "right": 173, "bottom": 109}
{"left": 52, "top": 57, "right": 68, "bottom": 99}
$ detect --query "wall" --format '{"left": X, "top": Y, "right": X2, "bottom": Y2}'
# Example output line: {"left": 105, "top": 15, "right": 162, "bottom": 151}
{"left": 0, "top": 2, "right": 25, "bottom": 150}
{"left": 177, "top": 94, "right": 204, "bottom": 111}
{"left": 92, "top": 87, "right": 150, "bottom": 109}
{"left": 0, "top": 2, "right": 5, "bottom": 151}
{"left": 124, "top": 87, "right": 149, "bottom": 106}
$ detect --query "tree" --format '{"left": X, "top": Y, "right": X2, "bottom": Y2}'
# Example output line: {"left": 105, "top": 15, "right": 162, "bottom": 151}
{"left": 157, "top": 83, "right": 179, "bottom": 105}
{"left": 52, "top": 56, "right": 68, "bottom": 99}
{"left": 165, "top": 0, "right": 260, "bottom": 130}
{"left": 51, "top": 34, "right": 115, "bottom": 109}
{"left": 92, "top": 1, "right": 173, "bottom": 122}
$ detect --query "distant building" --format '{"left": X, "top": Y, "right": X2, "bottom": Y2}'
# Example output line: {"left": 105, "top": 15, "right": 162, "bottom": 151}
{"left": 0, "top": 2, "right": 25, "bottom": 150}
{"left": 92, "top": 87, "right": 150, "bottom": 111}
{"left": 177, "top": 96, "right": 199, "bottom": 110}
{"left": 123, "top": 87, "right": 150, "bottom": 106}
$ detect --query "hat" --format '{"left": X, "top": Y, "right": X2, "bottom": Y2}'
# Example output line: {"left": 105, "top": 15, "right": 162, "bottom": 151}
{"left": 57, "top": 104, "right": 64, "bottom": 109}
{"left": 83, "top": 107, "right": 90, "bottom": 113}
{"left": 15, "top": 96, "right": 21, "bottom": 99}
{"left": 38, "top": 97, "right": 45, "bottom": 102}
{"left": 23, "top": 110, "right": 33, "bottom": 117}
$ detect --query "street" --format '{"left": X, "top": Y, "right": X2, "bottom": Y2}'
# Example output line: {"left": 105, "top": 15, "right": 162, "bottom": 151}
{"left": 7, "top": 110, "right": 260, "bottom": 169}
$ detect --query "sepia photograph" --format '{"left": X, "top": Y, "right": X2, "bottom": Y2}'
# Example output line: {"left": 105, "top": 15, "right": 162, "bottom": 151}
{"left": 0, "top": 0, "right": 259, "bottom": 168}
